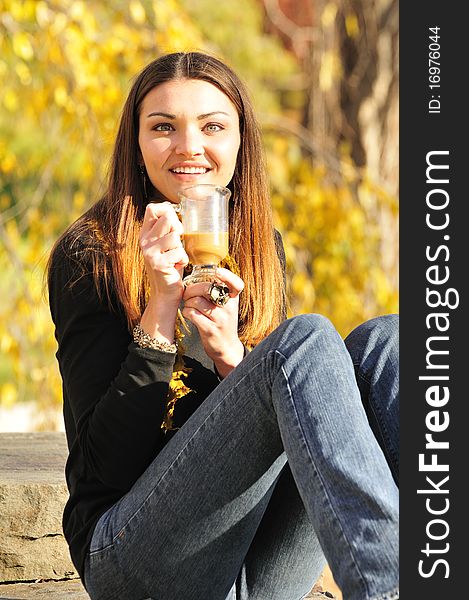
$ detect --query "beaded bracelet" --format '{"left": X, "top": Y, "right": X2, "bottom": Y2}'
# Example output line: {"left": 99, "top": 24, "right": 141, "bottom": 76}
{"left": 132, "top": 324, "right": 178, "bottom": 353}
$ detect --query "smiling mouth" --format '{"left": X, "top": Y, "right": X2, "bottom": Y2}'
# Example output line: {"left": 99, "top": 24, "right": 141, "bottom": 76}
{"left": 170, "top": 167, "right": 210, "bottom": 174}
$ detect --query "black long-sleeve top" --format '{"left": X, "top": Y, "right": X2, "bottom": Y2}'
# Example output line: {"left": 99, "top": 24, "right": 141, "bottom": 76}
{"left": 48, "top": 238, "right": 223, "bottom": 580}
{"left": 48, "top": 232, "right": 286, "bottom": 581}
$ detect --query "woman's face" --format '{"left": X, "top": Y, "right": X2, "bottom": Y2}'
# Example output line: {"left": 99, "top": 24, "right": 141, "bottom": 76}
{"left": 138, "top": 78, "right": 241, "bottom": 204}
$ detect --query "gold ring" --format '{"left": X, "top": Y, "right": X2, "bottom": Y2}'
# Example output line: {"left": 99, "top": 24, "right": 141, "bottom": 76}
{"left": 208, "top": 282, "right": 230, "bottom": 306}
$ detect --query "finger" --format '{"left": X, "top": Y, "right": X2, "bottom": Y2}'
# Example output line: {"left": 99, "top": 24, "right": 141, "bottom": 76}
{"left": 144, "top": 231, "right": 183, "bottom": 254}
{"left": 181, "top": 307, "right": 221, "bottom": 338}
{"left": 146, "top": 201, "right": 180, "bottom": 221}
{"left": 182, "top": 271, "right": 244, "bottom": 302}
{"left": 162, "top": 247, "right": 189, "bottom": 269}
{"left": 140, "top": 202, "right": 171, "bottom": 237}
{"left": 212, "top": 267, "right": 244, "bottom": 296}
{"left": 141, "top": 202, "right": 182, "bottom": 239}
{"left": 183, "top": 281, "right": 213, "bottom": 301}
{"left": 151, "top": 213, "right": 183, "bottom": 240}
{"left": 181, "top": 306, "right": 206, "bottom": 327}
{"left": 140, "top": 218, "right": 183, "bottom": 252}
{"left": 145, "top": 246, "right": 189, "bottom": 272}
{"left": 184, "top": 296, "right": 217, "bottom": 320}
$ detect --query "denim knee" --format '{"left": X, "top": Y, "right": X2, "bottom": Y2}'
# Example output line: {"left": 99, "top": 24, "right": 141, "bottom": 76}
{"left": 256, "top": 314, "right": 339, "bottom": 383}
{"left": 345, "top": 314, "right": 398, "bottom": 364}
{"left": 355, "top": 313, "right": 398, "bottom": 341}
{"left": 278, "top": 313, "right": 335, "bottom": 337}
{"left": 368, "top": 314, "right": 398, "bottom": 338}
{"left": 263, "top": 313, "right": 348, "bottom": 378}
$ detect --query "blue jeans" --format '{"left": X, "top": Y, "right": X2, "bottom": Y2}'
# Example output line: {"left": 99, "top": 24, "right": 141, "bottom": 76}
{"left": 84, "top": 314, "right": 399, "bottom": 600}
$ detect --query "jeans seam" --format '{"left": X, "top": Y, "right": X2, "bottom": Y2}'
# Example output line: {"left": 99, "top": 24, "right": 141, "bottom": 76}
{"left": 278, "top": 354, "right": 370, "bottom": 600}
{"left": 89, "top": 542, "right": 113, "bottom": 557}
{"left": 112, "top": 351, "right": 277, "bottom": 543}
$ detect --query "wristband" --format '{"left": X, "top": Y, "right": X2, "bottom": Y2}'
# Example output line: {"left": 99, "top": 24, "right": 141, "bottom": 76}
{"left": 133, "top": 324, "right": 177, "bottom": 353}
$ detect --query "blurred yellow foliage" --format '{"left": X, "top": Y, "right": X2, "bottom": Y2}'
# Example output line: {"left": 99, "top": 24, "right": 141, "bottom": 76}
{"left": 0, "top": 0, "right": 398, "bottom": 428}
{"left": 269, "top": 141, "right": 398, "bottom": 337}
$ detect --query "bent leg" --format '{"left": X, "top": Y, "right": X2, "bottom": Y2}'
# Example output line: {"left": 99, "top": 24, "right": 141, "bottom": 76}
{"left": 85, "top": 314, "right": 398, "bottom": 600}
{"left": 237, "top": 315, "right": 400, "bottom": 600}
{"left": 344, "top": 314, "right": 399, "bottom": 484}
{"left": 270, "top": 316, "right": 398, "bottom": 600}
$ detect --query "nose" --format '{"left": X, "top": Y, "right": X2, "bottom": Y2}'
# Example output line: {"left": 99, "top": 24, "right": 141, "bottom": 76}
{"left": 174, "top": 126, "right": 204, "bottom": 157}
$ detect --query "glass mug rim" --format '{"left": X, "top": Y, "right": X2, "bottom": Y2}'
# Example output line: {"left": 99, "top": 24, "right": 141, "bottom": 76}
{"left": 177, "top": 183, "right": 231, "bottom": 202}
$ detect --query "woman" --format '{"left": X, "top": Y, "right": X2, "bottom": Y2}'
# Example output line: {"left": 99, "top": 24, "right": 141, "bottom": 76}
{"left": 48, "top": 51, "right": 399, "bottom": 600}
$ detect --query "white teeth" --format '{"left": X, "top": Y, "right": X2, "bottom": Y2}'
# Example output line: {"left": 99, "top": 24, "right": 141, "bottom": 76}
{"left": 171, "top": 167, "right": 208, "bottom": 174}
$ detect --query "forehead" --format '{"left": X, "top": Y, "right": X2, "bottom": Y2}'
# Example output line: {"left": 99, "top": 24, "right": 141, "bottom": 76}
{"left": 141, "top": 78, "right": 239, "bottom": 117}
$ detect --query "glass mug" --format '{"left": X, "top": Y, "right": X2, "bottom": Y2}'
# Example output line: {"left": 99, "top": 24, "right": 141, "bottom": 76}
{"left": 177, "top": 184, "right": 231, "bottom": 285}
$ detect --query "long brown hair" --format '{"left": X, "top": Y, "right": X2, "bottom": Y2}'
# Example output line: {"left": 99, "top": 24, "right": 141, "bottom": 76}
{"left": 48, "top": 52, "right": 285, "bottom": 345}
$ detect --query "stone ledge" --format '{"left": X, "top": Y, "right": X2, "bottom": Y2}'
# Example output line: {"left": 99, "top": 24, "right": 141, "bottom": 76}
{"left": 0, "top": 578, "right": 89, "bottom": 599}
{"left": 0, "top": 432, "right": 340, "bottom": 598}
{"left": 0, "top": 433, "right": 77, "bottom": 583}
{"left": 0, "top": 432, "right": 68, "bottom": 485}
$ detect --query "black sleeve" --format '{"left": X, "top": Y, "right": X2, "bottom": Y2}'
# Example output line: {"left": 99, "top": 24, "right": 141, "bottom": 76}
{"left": 48, "top": 242, "right": 176, "bottom": 492}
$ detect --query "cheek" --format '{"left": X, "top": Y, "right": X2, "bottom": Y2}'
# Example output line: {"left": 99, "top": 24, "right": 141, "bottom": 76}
{"left": 221, "top": 138, "right": 241, "bottom": 172}
{"left": 141, "top": 138, "right": 172, "bottom": 166}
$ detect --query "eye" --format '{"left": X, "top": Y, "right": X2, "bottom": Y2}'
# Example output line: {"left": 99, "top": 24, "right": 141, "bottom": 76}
{"left": 153, "top": 123, "right": 174, "bottom": 132}
{"left": 204, "top": 123, "right": 223, "bottom": 133}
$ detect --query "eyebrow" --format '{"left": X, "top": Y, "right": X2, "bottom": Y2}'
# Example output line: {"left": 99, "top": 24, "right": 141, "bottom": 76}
{"left": 146, "top": 111, "right": 231, "bottom": 119}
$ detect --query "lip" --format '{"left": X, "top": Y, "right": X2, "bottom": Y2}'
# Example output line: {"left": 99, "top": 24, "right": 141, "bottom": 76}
{"left": 168, "top": 163, "right": 213, "bottom": 183}
{"left": 169, "top": 162, "right": 212, "bottom": 173}
{"left": 170, "top": 162, "right": 212, "bottom": 169}
{"left": 169, "top": 173, "right": 210, "bottom": 185}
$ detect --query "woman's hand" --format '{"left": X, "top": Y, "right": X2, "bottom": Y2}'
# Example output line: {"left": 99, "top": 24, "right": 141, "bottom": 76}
{"left": 139, "top": 202, "right": 189, "bottom": 344}
{"left": 182, "top": 268, "right": 245, "bottom": 378}
{"left": 139, "top": 202, "right": 189, "bottom": 303}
